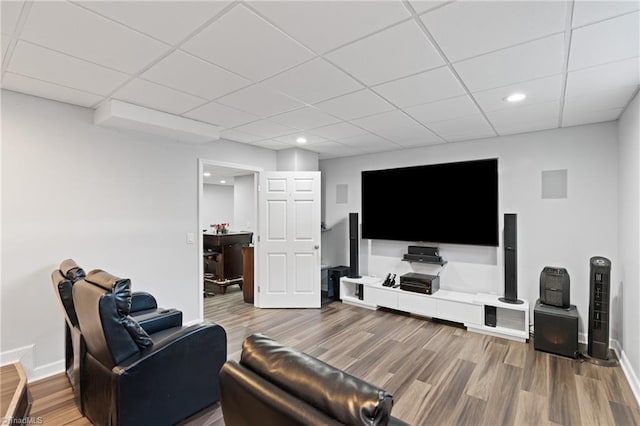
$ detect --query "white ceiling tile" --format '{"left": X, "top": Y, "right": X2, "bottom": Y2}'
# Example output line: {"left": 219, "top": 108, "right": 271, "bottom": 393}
{"left": 247, "top": 1, "right": 410, "bottom": 54}
{"left": 309, "top": 122, "right": 368, "bottom": 140}
{"left": 233, "top": 120, "right": 298, "bottom": 139}
{"left": 315, "top": 89, "right": 395, "bottom": 121}
{"left": 566, "top": 58, "right": 639, "bottom": 97}
{"left": 373, "top": 66, "right": 466, "bottom": 108}
{"left": 494, "top": 118, "right": 559, "bottom": 136}
{"left": 405, "top": 95, "right": 480, "bottom": 123}
{"left": 262, "top": 58, "right": 362, "bottom": 104}
{"left": 270, "top": 107, "right": 341, "bottom": 130}
{"left": 564, "top": 87, "right": 637, "bottom": 113}
{"left": 1, "top": 0, "right": 24, "bottom": 35}
{"left": 338, "top": 133, "right": 399, "bottom": 151}
{"left": 569, "top": 11, "right": 640, "bottom": 71}
{"left": 216, "top": 84, "right": 304, "bottom": 117}
{"left": 352, "top": 110, "right": 441, "bottom": 145}
{"left": 572, "top": 0, "right": 640, "bottom": 28}
{"left": 326, "top": 20, "right": 444, "bottom": 86}
{"left": 454, "top": 34, "right": 565, "bottom": 92}
{"left": 220, "top": 129, "right": 263, "bottom": 143}
{"left": 182, "top": 5, "right": 314, "bottom": 81}
{"left": 141, "top": 50, "right": 250, "bottom": 100}
{"left": 473, "top": 74, "right": 563, "bottom": 113}
{"left": 1, "top": 72, "right": 102, "bottom": 107}
{"left": 183, "top": 101, "right": 259, "bottom": 128}
{"left": 422, "top": 1, "right": 568, "bottom": 62}
{"left": 251, "top": 139, "right": 289, "bottom": 150}
{"left": 8, "top": 41, "right": 128, "bottom": 95}
{"left": 76, "top": 1, "right": 232, "bottom": 45}
{"left": 562, "top": 106, "right": 624, "bottom": 127}
{"left": 306, "top": 141, "right": 362, "bottom": 159}
{"left": 114, "top": 78, "right": 206, "bottom": 115}
{"left": 2, "top": 34, "right": 12, "bottom": 60}
{"left": 409, "top": 1, "right": 451, "bottom": 14}
{"left": 425, "top": 114, "right": 495, "bottom": 141}
{"left": 274, "top": 133, "right": 328, "bottom": 146}
{"left": 486, "top": 100, "right": 560, "bottom": 135}
{"left": 20, "top": 2, "right": 169, "bottom": 74}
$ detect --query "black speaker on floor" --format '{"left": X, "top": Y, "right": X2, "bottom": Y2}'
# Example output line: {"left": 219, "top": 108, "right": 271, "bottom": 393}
{"left": 534, "top": 300, "right": 579, "bottom": 358}
{"left": 500, "top": 213, "right": 523, "bottom": 304}
{"left": 328, "top": 266, "right": 349, "bottom": 301}
{"left": 348, "top": 212, "right": 361, "bottom": 278}
{"left": 588, "top": 256, "right": 611, "bottom": 360}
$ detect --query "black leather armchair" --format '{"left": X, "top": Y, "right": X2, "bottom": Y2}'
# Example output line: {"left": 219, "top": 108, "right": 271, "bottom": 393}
{"left": 73, "top": 269, "right": 227, "bottom": 426}
{"left": 220, "top": 334, "right": 408, "bottom": 426}
{"left": 51, "top": 259, "right": 183, "bottom": 400}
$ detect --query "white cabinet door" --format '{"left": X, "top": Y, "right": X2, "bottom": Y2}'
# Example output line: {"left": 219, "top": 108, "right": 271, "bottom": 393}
{"left": 398, "top": 293, "right": 437, "bottom": 318}
{"left": 366, "top": 287, "right": 398, "bottom": 309}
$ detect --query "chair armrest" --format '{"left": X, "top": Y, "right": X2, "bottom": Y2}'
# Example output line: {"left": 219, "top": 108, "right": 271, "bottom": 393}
{"left": 132, "top": 308, "right": 182, "bottom": 335}
{"left": 220, "top": 361, "right": 341, "bottom": 426}
{"left": 130, "top": 291, "right": 157, "bottom": 312}
{"left": 112, "top": 323, "right": 227, "bottom": 426}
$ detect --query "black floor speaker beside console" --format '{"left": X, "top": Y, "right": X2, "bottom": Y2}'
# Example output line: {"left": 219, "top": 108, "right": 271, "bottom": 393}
{"left": 348, "top": 212, "right": 361, "bottom": 279}
{"left": 500, "top": 213, "right": 523, "bottom": 304}
{"left": 534, "top": 300, "right": 579, "bottom": 358}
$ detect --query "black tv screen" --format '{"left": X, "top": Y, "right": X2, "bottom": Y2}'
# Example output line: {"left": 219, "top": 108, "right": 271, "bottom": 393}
{"left": 361, "top": 158, "right": 498, "bottom": 246}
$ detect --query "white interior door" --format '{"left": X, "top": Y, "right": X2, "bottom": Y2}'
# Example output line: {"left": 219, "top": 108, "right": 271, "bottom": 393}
{"left": 257, "top": 171, "right": 321, "bottom": 308}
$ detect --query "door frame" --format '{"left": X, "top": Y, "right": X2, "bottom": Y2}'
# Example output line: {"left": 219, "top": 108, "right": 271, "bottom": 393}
{"left": 197, "top": 158, "right": 263, "bottom": 320}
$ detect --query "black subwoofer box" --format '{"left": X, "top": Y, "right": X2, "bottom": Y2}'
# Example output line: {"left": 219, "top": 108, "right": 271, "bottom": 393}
{"left": 534, "top": 300, "right": 579, "bottom": 358}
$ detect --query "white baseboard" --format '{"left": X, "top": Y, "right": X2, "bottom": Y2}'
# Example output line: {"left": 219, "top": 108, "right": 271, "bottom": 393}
{"left": 31, "top": 360, "right": 65, "bottom": 382}
{"left": 611, "top": 339, "right": 640, "bottom": 406}
{"left": 0, "top": 345, "right": 35, "bottom": 377}
{"left": 1, "top": 345, "right": 65, "bottom": 382}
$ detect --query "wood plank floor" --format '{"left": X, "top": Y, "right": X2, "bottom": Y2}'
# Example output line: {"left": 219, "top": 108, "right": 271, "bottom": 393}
{"left": 26, "top": 286, "right": 640, "bottom": 425}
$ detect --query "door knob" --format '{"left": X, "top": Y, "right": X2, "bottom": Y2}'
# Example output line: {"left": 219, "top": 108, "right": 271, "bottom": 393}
{"left": 314, "top": 245, "right": 319, "bottom": 249}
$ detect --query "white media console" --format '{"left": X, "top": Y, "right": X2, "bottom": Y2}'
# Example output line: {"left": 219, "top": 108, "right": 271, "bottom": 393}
{"left": 340, "top": 276, "right": 529, "bottom": 342}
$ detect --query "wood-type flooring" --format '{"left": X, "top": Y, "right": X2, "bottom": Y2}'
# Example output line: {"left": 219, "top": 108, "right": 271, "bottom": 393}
{"left": 25, "top": 286, "right": 640, "bottom": 425}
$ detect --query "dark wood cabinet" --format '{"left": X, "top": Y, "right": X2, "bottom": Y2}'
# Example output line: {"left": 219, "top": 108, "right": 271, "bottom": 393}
{"left": 203, "top": 232, "right": 252, "bottom": 294}
{"left": 242, "top": 246, "right": 254, "bottom": 304}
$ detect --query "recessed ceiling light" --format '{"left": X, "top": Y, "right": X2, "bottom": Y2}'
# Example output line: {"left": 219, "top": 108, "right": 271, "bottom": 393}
{"left": 203, "top": 172, "right": 211, "bottom": 177}
{"left": 296, "top": 136, "right": 307, "bottom": 144}
{"left": 505, "top": 93, "right": 526, "bottom": 103}
{"left": 220, "top": 180, "right": 226, "bottom": 184}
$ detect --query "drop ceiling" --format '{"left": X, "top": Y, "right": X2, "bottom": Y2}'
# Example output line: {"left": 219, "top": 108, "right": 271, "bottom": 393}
{"left": 1, "top": 1, "right": 638, "bottom": 159}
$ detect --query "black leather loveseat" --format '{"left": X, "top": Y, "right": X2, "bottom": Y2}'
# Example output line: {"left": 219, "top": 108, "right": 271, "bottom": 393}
{"left": 72, "top": 269, "right": 227, "bottom": 425}
{"left": 219, "top": 334, "right": 409, "bottom": 426}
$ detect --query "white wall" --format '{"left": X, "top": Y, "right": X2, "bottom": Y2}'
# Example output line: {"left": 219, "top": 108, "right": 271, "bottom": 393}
{"left": 277, "top": 147, "right": 319, "bottom": 171}
{"left": 320, "top": 123, "right": 619, "bottom": 338}
{"left": 617, "top": 90, "right": 640, "bottom": 397}
{"left": 201, "top": 184, "right": 233, "bottom": 231}
{"left": 0, "top": 90, "right": 277, "bottom": 378}
{"left": 233, "top": 174, "right": 256, "bottom": 234}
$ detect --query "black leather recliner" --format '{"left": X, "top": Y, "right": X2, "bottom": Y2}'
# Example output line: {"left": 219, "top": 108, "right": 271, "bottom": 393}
{"left": 220, "top": 334, "right": 409, "bottom": 426}
{"left": 51, "top": 258, "right": 183, "bottom": 409}
{"left": 73, "top": 269, "right": 227, "bottom": 426}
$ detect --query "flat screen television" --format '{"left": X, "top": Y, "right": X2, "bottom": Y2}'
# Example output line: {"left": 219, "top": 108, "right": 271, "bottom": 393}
{"left": 361, "top": 158, "right": 498, "bottom": 246}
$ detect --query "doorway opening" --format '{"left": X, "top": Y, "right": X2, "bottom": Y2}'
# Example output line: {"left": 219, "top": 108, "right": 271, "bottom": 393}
{"left": 198, "top": 159, "right": 262, "bottom": 321}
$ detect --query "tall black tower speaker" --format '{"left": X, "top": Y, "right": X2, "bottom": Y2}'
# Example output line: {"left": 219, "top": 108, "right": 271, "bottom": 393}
{"left": 588, "top": 256, "right": 611, "bottom": 360}
{"left": 348, "top": 212, "right": 361, "bottom": 278}
{"left": 500, "top": 213, "right": 523, "bottom": 304}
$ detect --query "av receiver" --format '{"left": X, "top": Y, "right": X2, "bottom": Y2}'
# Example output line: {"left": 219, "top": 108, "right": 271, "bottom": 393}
{"left": 400, "top": 272, "right": 440, "bottom": 295}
